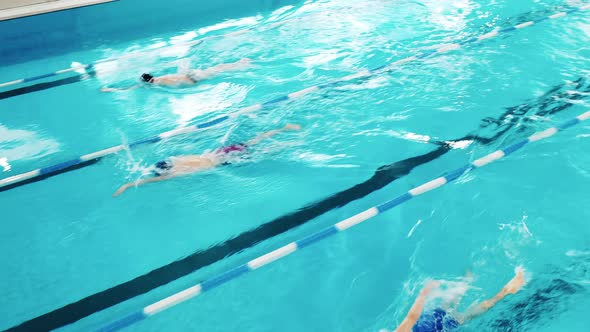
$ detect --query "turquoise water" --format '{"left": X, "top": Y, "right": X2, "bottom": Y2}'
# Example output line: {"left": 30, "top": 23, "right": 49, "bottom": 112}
{"left": 1, "top": 0, "right": 590, "bottom": 331}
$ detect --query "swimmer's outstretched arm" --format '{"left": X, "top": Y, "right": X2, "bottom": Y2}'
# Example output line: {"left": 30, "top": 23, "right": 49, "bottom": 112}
{"left": 457, "top": 268, "right": 526, "bottom": 323}
{"left": 247, "top": 123, "right": 301, "bottom": 146}
{"left": 394, "top": 281, "right": 440, "bottom": 332}
{"left": 112, "top": 175, "right": 176, "bottom": 197}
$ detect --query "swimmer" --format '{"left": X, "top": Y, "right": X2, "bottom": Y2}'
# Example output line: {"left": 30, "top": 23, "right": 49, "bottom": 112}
{"left": 112, "top": 123, "right": 301, "bottom": 197}
{"left": 101, "top": 58, "right": 252, "bottom": 91}
{"left": 389, "top": 268, "right": 526, "bottom": 332}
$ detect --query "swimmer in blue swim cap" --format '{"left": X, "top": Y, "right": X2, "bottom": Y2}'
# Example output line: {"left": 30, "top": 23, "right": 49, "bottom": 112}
{"left": 385, "top": 268, "right": 526, "bottom": 332}
{"left": 113, "top": 124, "right": 300, "bottom": 197}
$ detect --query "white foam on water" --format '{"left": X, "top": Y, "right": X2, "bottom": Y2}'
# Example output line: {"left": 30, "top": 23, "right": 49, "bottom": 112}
{"left": 303, "top": 49, "right": 345, "bottom": 67}
{"left": 197, "top": 15, "right": 261, "bottom": 35}
{"left": 174, "top": 58, "right": 193, "bottom": 74}
{"left": 147, "top": 41, "right": 168, "bottom": 50}
{"left": 566, "top": 250, "right": 590, "bottom": 257}
{"left": 0, "top": 125, "right": 61, "bottom": 162}
{"left": 497, "top": 215, "right": 541, "bottom": 261}
{"left": 429, "top": 280, "right": 472, "bottom": 304}
{"left": 403, "top": 132, "right": 431, "bottom": 142}
{"left": 70, "top": 62, "right": 87, "bottom": 74}
{"left": 407, "top": 219, "right": 422, "bottom": 238}
{"left": 170, "top": 82, "right": 249, "bottom": 125}
{"left": 0, "top": 157, "right": 10, "bottom": 172}
{"left": 354, "top": 129, "right": 434, "bottom": 144}
{"left": 158, "top": 44, "right": 192, "bottom": 58}
{"left": 566, "top": 90, "right": 590, "bottom": 96}
{"left": 446, "top": 140, "right": 473, "bottom": 149}
{"left": 268, "top": 5, "right": 295, "bottom": 21}
{"left": 297, "top": 152, "right": 353, "bottom": 168}
{"left": 170, "top": 31, "right": 198, "bottom": 43}
{"left": 339, "top": 76, "right": 389, "bottom": 91}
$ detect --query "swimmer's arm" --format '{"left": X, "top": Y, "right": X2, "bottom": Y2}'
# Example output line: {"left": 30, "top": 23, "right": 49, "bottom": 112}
{"left": 394, "top": 281, "right": 440, "bottom": 332}
{"left": 112, "top": 175, "right": 176, "bottom": 197}
{"left": 246, "top": 124, "right": 301, "bottom": 146}
{"left": 101, "top": 84, "right": 140, "bottom": 92}
{"left": 457, "top": 292, "right": 505, "bottom": 323}
{"left": 458, "top": 268, "right": 526, "bottom": 323}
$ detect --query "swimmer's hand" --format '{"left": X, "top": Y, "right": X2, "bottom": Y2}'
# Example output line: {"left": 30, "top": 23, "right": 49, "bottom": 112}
{"left": 113, "top": 183, "right": 132, "bottom": 197}
{"left": 502, "top": 267, "right": 526, "bottom": 295}
{"left": 101, "top": 87, "right": 119, "bottom": 92}
{"left": 283, "top": 123, "right": 301, "bottom": 131}
{"left": 113, "top": 176, "right": 174, "bottom": 197}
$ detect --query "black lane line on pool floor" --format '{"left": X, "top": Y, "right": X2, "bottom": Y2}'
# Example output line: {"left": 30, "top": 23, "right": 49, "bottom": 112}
{"left": 0, "top": 73, "right": 94, "bottom": 101}
{"left": 6, "top": 77, "right": 589, "bottom": 332}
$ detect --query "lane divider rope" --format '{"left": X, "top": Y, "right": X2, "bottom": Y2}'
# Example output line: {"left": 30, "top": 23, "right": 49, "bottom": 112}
{"left": 1, "top": 5, "right": 588, "bottom": 191}
{"left": 95, "top": 109, "right": 590, "bottom": 332}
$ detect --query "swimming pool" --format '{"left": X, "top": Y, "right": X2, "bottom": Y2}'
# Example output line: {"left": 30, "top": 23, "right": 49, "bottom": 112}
{"left": 1, "top": 0, "right": 589, "bottom": 331}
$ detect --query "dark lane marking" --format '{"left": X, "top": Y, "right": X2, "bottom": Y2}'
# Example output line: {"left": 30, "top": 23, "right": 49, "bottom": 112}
{"left": 0, "top": 74, "right": 92, "bottom": 100}
{"left": 6, "top": 145, "right": 452, "bottom": 332}
{"left": 492, "top": 278, "right": 582, "bottom": 331}
{"left": 7, "top": 77, "right": 590, "bottom": 332}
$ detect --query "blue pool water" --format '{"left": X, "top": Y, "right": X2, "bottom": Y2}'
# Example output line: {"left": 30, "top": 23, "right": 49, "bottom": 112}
{"left": 1, "top": 0, "right": 590, "bottom": 331}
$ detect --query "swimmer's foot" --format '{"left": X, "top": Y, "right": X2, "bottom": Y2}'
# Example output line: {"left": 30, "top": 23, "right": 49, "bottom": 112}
{"left": 284, "top": 123, "right": 301, "bottom": 131}
{"left": 502, "top": 268, "right": 526, "bottom": 295}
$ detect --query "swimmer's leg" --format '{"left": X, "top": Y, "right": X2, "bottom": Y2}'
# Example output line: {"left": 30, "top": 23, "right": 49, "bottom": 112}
{"left": 246, "top": 124, "right": 301, "bottom": 146}
{"left": 457, "top": 267, "right": 526, "bottom": 324}
{"left": 192, "top": 58, "right": 252, "bottom": 80}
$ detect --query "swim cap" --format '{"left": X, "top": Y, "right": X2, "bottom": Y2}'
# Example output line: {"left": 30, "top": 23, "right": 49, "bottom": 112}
{"left": 141, "top": 73, "right": 154, "bottom": 83}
